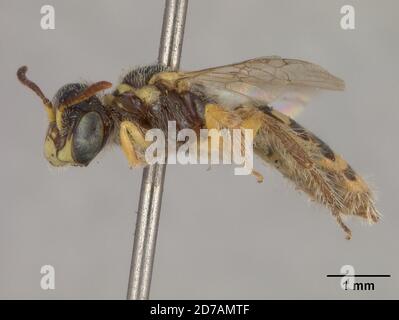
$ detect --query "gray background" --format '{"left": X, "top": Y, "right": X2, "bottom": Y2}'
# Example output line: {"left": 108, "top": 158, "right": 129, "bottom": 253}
{"left": 0, "top": 0, "right": 398, "bottom": 299}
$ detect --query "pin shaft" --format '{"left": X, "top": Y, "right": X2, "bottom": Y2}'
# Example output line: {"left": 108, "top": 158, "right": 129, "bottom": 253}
{"left": 126, "top": 0, "right": 188, "bottom": 300}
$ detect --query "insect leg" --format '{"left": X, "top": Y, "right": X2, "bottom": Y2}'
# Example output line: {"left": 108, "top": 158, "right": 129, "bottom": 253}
{"left": 204, "top": 103, "right": 240, "bottom": 129}
{"left": 334, "top": 212, "right": 352, "bottom": 240}
{"left": 204, "top": 104, "right": 264, "bottom": 182}
{"left": 236, "top": 108, "right": 266, "bottom": 183}
{"left": 119, "top": 121, "right": 149, "bottom": 168}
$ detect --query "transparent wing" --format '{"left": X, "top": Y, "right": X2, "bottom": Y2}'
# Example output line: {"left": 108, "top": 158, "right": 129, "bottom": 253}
{"left": 154, "top": 56, "right": 345, "bottom": 117}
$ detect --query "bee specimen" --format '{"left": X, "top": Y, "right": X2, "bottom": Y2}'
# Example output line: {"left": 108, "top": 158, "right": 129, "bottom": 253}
{"left": 17, "top": 56, "right": 380, "bottom": 239}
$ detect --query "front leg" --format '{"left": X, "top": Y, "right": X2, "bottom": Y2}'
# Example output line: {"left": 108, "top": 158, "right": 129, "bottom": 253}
{"left": 119, "top": 121, "right": 149, "bottom": 168}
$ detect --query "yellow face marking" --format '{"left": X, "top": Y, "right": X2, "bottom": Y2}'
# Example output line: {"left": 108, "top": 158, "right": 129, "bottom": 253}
{"left": 44, "top": 135, "right": 65, "bottom": 166}
{"left": 56, "top": 108, "right": 64, "bottom": 131}
{"left": 57, "top": 136, "right": 74, "bottom": 163}
{"left": 43, "top": 121, "right": 76, "bottom": 167}
{"left": 44, "top": 103, "right": 55, "bottom": 122}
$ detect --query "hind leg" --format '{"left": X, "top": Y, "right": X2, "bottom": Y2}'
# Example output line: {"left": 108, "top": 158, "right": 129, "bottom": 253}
{"left": 204, "top": 104, "right": 264, "bottom": 182}
{"left": 335, "top": 213, "right": 352, "bottom": 240}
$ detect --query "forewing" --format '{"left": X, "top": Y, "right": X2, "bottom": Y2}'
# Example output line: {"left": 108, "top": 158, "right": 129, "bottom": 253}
{"left": 155, "top": 56, "right": 345, "bottom": 117}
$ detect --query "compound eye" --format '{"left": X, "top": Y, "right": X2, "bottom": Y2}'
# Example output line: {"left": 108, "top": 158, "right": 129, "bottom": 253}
{"left": 73, "top": 111, "right": 104, "bottom": 164}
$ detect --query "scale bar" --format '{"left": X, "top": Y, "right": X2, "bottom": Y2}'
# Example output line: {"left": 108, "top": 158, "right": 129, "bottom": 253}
{"left": 326, "top": 274, "right": 391, "bottom": 278}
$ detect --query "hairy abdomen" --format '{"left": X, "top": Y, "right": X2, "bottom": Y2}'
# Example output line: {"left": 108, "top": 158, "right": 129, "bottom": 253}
{"left": 252, "top": 106, "right": 379, "bottom": 237}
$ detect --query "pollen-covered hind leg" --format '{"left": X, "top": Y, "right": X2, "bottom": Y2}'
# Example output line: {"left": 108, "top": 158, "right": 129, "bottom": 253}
{"left": 119, "top": 121, "right": 149, "bottom": 168}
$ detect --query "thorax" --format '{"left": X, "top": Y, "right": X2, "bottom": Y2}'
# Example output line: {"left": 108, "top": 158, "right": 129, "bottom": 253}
{"left": 108, "top": 80, "right": 206, "bottom": 134}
